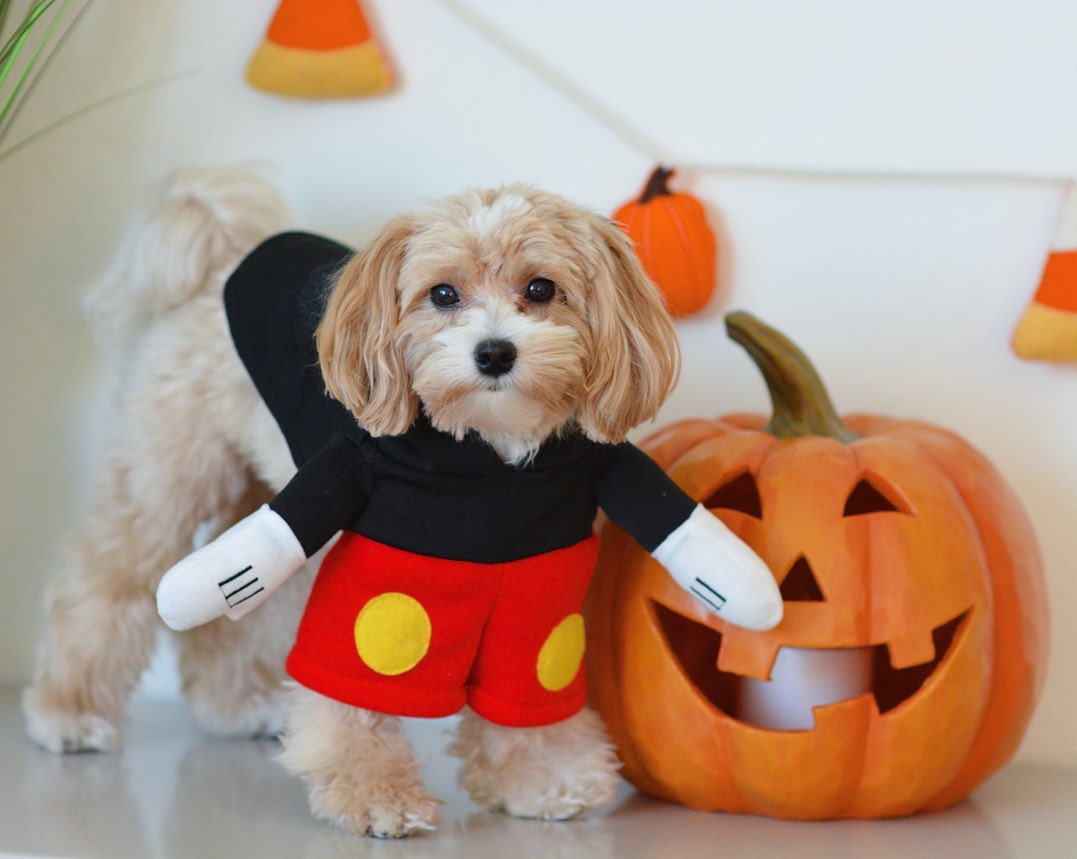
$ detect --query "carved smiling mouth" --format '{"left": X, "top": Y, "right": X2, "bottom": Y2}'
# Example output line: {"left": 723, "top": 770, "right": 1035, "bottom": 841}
{"left": 651, "top": 600, "right": 972, "bottom": 730}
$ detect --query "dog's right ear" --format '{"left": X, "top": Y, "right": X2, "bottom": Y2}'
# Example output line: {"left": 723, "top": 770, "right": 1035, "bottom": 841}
{"left": 316, "top": 215, "right": 418, "bottom": 436}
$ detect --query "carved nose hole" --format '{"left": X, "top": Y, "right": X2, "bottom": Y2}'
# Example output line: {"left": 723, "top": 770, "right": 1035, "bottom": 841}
{"left": 780, "top": 556, "right": 825, "bottom": 602}
{"left": 844, "top": 478, "right": 905, "bottom": 516}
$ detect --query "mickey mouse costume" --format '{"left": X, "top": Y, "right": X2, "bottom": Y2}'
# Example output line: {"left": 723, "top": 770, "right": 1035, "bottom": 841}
{"left": 156, "top": 232, "right": 783, "bottom": 728}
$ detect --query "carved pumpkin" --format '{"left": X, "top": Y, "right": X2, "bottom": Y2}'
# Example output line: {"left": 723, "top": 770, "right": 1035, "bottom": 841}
{"left": 613, "top": 166, "right": 717, "bottom": 317}
{"left": 587, "top": 312, "right": 1049, "bottom": 819}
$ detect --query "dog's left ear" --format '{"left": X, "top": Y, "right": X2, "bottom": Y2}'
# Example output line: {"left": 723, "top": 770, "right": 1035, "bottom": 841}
{"left": 316, "top": 215, "right": 418, "bottom": 436}
{"left": 577, "top": 216, "right": 680, "bottom": 442}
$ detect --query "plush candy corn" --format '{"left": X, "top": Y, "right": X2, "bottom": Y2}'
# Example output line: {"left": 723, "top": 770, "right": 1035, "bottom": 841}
{"left": 246, "top": 0, "right": 394, "bottom": 99}
{"left": 1013, "top": 184, "right": 1077, "bottom": 362}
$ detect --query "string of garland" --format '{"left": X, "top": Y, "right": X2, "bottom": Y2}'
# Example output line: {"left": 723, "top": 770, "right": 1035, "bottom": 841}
{"left": 436, "top": 0, "right": 1077, "bottom": 358}
{"left": 434, "top": 0, "right": 1072, "bottom": 190}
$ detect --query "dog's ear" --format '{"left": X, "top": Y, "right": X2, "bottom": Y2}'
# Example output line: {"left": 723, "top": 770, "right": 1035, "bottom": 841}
{"left": 577, "top": 216, "right": 680, "bottom": 443}
{"left": 316, "top": 215, "right": 419, "bottom": 436}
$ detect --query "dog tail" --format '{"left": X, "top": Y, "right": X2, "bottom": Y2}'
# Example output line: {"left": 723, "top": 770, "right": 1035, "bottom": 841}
{"left": 86, "top": 166, "right": 289, "bottom": 343}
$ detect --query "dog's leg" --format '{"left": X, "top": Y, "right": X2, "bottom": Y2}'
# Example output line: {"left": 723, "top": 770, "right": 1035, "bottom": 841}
{"left": 22, "top": 462, "right": 254, "bottom": 752}
{"left": 278, "top": 687, "right": 441, "bottom": 838}
{"left": 449, "top": 706, "right": 621, "bottom": 820}
{"left": 177, "top": 543, "right": 317, "bottom": 739}
{"left": 22, "top": 472, "right": 239, "bottom": 752}
{"left": 24, "top": 321, "right": 258, "bottom": 753}
{"left": 172, "top": 393, "right": 322, "bottom": 739}
{"left": 21, "top": 509, "right": 160, "bottom": 754}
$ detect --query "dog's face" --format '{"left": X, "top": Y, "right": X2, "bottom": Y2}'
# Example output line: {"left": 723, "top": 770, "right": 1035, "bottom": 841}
{"left": 317, "top": 187, "right": 680, "bottom": 461}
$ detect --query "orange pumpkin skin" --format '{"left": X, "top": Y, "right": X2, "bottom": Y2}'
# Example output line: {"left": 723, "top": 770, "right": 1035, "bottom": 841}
{"left": 613, "top": 167, "right": 717, "bottom": 318}
{"left": 587, "top": 315, "right": 1048, "bottom": 820}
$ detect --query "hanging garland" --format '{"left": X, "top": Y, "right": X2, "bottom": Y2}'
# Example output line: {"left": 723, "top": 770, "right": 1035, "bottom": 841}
{"left": 436, "top": 0, "right": 1077, "bottom": 355}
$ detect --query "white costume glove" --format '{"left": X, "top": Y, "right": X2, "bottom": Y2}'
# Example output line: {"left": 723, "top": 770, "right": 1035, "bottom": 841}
{"left": 156, "top": 505, "right": 306, "bottom": 631}
{"left": 653, "top": 504, "right": 783, "bottom": 631}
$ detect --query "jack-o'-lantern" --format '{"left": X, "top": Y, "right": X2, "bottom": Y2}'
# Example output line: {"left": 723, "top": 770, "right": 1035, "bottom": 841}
{"left": 587, "top": 312, "right": 1048, "bottom": 819}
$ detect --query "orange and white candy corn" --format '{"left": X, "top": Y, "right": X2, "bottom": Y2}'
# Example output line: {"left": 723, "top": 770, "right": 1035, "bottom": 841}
{"left": 1013, "top": 184, "right": 1077, "bottom": 362}
{"left": 246, "top": 0, "right": 394, "bottom": 99}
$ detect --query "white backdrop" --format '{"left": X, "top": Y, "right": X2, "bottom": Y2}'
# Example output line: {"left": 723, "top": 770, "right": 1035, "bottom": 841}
{"left": 1, "top": 0, "right": 1074, "bottom": 768}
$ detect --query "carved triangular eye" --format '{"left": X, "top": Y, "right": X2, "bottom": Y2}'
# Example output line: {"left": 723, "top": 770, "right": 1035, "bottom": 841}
{"left": 704, "top": 471, "right": 762, "bottom": 518}
{"left": 780, "top": 556, "right": 825, "bottom": 602}
{"left": 844, "top": 478, "right": 905, "bottom": 516}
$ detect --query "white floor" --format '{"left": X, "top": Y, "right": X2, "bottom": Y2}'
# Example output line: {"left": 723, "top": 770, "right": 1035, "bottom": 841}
{"left": 1, "top": 687, "right": 1074, "bottom": 859}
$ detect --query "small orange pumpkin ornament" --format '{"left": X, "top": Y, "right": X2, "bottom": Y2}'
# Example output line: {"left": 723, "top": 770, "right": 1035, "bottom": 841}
{"left": 587, "top": 312, "right": 1049, "bottom": 819}
{"left": 613, "top": 166, "right": 717, "bottom": 317}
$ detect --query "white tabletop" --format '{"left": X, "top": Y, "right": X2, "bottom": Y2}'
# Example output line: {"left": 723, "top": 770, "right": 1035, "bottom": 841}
{"left": 1, "top": 687, "right": 1072, "bottom": 859}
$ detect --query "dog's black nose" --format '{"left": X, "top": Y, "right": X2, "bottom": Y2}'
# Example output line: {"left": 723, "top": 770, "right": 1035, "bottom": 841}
{"left": 474, "top": 339, "right": 516, "bottom": 377}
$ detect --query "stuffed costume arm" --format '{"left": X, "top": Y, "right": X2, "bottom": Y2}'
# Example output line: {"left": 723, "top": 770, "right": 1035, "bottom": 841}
{"left": 596, "top": 442, "right": 783, "bottom": 631}
{"left": 156, "top": 434, "right": 368, "bottom": 631}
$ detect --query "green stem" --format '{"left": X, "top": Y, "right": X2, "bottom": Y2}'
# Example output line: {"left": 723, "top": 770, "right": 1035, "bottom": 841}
{"left": 725, "top": 311, "right": 856, "bottom": 442}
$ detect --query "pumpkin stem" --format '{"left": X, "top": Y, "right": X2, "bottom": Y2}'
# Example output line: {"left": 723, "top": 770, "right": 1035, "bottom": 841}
{"left": 725, "top": 311, "right": 857, "bottom": 442}
{"left": 639, "top": 166, "right": 675, "bottom": 204}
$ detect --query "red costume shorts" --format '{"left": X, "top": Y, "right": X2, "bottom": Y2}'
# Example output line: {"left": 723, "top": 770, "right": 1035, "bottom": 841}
{"left": 285, "top": 532, "right": 600, "bottom": 727}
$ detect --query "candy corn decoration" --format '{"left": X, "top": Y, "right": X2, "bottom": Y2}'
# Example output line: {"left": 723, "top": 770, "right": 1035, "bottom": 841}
{"left": 1013, "top": 184, "right": 1077, "bottom": 362}
{"left": 246, "top": 0, "right": 394, "bottom": 99}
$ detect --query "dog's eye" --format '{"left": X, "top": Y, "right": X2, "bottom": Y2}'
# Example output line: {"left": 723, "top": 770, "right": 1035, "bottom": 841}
{"left": 525, "top": 278, "right": 556, "bottom": 304}
{"left": 430, "top": 283, "right": 461, "bottom": 308}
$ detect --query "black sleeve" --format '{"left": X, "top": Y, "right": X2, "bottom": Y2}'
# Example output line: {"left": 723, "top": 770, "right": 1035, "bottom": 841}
{"left": 225, "top": 231, "right": 355, "bottom": 468}
{"left": 268, "top": 434, "right": 372, "bottom": 557}
{"left": 594, "top": 442, "right": 697, "bottom": 552}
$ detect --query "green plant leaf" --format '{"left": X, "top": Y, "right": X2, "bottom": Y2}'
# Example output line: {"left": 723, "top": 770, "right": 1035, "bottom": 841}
{"left": 0, "top": 1, "right": 56, "bottom": 71}
{"left": 0, "top": 0, "right": 91, "bottom": 144}
{"left": 0, "top": 0, "right": 69, "bottom": 130}
{"left": 0, "top": 1, "right": 16, "bottom": 40}
{"left": 0, "top": 68, "right": 197, "bottom": 163}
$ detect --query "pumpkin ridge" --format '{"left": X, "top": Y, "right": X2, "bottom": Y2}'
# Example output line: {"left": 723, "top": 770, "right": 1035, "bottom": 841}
{"left": 844, "top": 440, "right": 883, "bottom": 809}
{"left": 874, "top": 426, "right": 1048, "bottom": 811}
{"left": 683, "top": 212, "right": 717, "bottom": 307}
{"left": 667, "top": 201, "right": 709, "bottom": 306}
{"left": 651, "top": 202, "right": 698, "bottom": 299}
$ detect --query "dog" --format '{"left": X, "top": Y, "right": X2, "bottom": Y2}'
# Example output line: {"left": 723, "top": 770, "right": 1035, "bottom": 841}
{"left": 25, "top": 167, "right": 781, "bottom": 838}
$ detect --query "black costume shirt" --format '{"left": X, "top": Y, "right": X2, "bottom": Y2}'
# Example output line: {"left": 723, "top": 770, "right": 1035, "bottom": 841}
{"left": 225, "top": 232, "right": 696, "bottom": 563}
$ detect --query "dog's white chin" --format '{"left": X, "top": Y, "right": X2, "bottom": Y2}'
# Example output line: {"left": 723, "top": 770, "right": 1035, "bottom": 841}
{"left": 424, "top": 387, "right": 569, "bottom": 466}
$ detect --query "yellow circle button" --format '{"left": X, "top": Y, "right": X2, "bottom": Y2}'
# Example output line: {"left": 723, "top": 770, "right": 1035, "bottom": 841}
{"left": 354, "top": 592, "right": 431, "bottom": 676}
{"left": 536, "top": 613, "right": 586, "bottom": 692}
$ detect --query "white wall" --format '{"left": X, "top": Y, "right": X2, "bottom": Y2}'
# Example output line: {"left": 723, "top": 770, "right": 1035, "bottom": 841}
{"left": 1, "top": 0, "right": 1074, "bottom": 768}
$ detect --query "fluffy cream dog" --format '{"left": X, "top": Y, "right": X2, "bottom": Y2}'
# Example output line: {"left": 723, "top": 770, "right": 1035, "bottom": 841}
{"left": 25, "top": 167, "right": 781, "bottom": 838}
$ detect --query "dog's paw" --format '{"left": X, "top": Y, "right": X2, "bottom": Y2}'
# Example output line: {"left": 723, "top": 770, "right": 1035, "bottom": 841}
{"left": 312, "top": 780, "right": 442, "bottom": 839}
{"left": 473, "top": 765, "right": 619, "bottom": 821}
{"left": 364, "top": 792, "right": 442, "bottom": 839}
{"left": 451, "top": 708, "right": 621, "bottom": 821}
{"left": 22, "top": 689, "right": 120, "bottom": 754}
